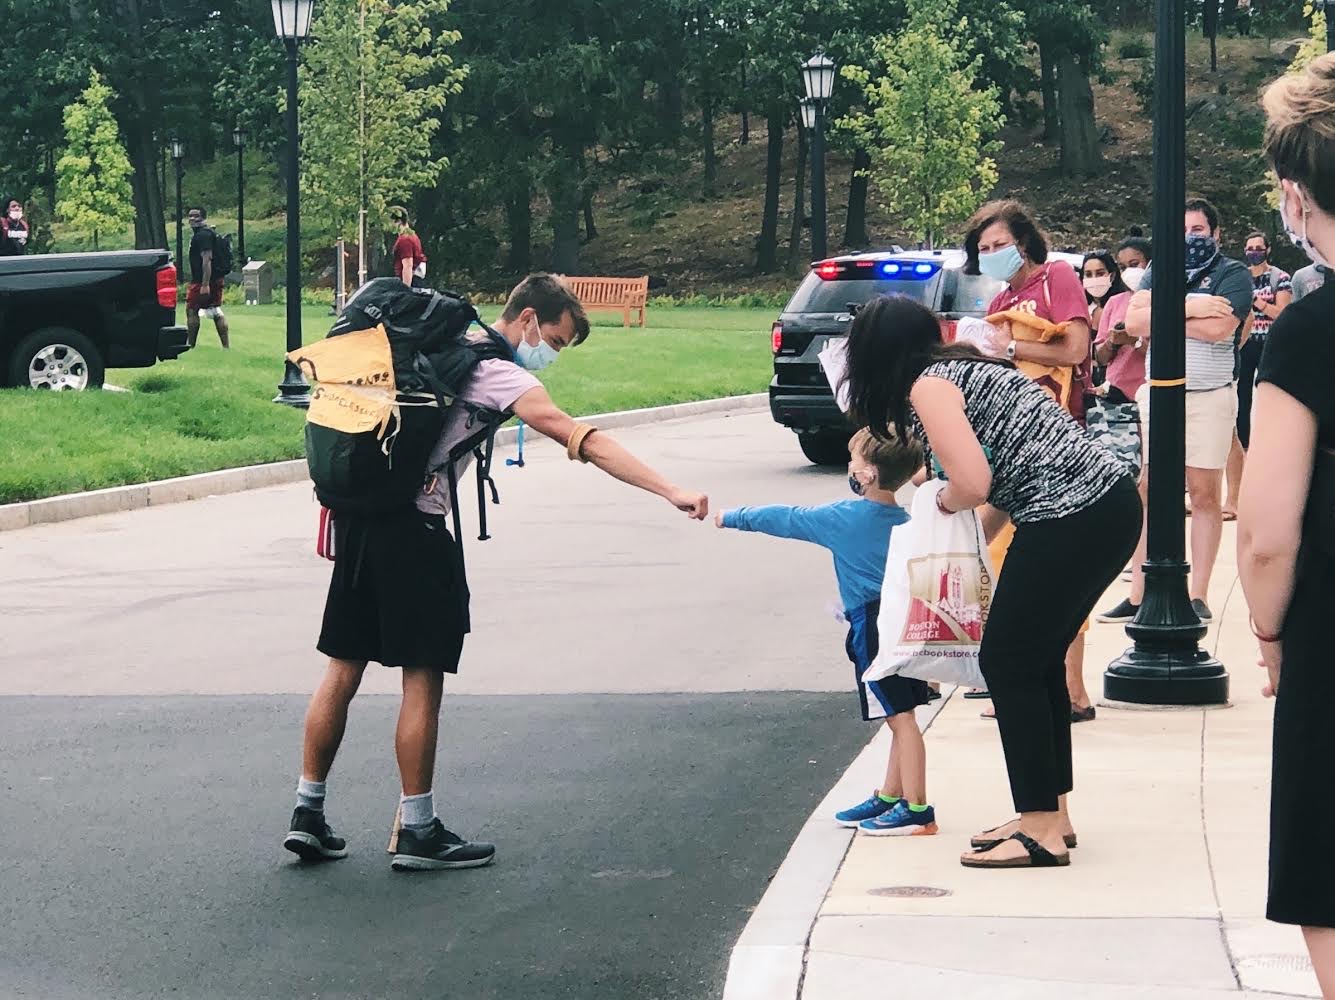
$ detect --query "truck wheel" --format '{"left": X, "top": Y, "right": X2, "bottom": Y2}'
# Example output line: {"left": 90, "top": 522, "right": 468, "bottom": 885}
{"left": 798, "top": 431, "right": 851, "bottom": 467}
{"left": 8, "top": 328, "right": 105, "bottom": 390}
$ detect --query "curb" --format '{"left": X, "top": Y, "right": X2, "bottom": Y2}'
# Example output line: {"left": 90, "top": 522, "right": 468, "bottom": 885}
{"left": 0, "top": 392, "right": 768, "bottom": 533}
{"left": 721, "top": 688, "right": 956, "bottom": 1000}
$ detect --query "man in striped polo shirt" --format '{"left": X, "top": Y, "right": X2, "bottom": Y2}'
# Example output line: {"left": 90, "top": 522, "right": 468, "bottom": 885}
{"left": 1099, "top": 198, "right": 1253, "bottom": 625}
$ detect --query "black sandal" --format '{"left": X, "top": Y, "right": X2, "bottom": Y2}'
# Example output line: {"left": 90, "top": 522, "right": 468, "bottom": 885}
{"left": 962, "top": 688, "right": 992, "bottom": 700}
{"left": 961, "top": 832, "right": 1070, "bottom": 869}
{"left": 971, "top": 822, "right": 1077, "bottom": 851}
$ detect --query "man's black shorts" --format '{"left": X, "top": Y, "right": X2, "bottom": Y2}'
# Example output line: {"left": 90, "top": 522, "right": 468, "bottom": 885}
{"left": 317, "top": 511, "right": 469, "bottom": 671}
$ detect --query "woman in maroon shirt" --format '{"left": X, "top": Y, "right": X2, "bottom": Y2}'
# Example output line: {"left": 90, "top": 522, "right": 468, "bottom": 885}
{"left": 1, "top": 199, "right": 31, "bottom": 255}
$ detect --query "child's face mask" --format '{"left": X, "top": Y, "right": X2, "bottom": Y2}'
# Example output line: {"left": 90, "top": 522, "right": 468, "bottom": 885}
{"left": 847, "top": 456, "right": 876, "bottom": 496}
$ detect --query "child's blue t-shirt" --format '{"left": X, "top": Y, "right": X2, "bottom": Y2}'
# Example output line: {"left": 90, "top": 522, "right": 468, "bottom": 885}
{"left": 721, "top": 499, "right": 909, "bottom": 612}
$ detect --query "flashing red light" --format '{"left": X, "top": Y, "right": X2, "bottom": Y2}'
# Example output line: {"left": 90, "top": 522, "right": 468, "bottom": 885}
{"left": 157, "top": 264, "right": 178, "bottom": 308}
{"left": 771, "top": 322, "right": 784, "bottom": 354}
{"left": 941, "top": 319, "right": 959, "bottom": 343}
{"left": 854, "top": 259, "right": 874, "bottom": 268}
{"left": 815, "top": 261, "right": 840, "bottom": 280}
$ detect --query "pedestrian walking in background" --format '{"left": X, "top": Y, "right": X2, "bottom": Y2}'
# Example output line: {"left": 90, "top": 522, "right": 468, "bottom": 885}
{"left": 185, "top": 206, "right": 230, "bottom": 349}
{"left": 391, "top": 208, "right": 427, "bottom": 288}
{"left": 1099, "top": 198, "right": 1252, "bottom": 626}
{"left": 1, "top": 198, "right": 30, "bottom": 255}
{"left": 1238, "top": 51, "right": 1335, "bottom": 997}
{"left": 844, "top": 294, "right": 1139, "bottom": 869}
{"left": 716, "top": 429, "right": 941, "bottom": 838}
{"left": 1226, "top": 232, "right": 1291, "bottom": 520}
{"left": 962, "top": 201, "right": 1099, "bottom": 724}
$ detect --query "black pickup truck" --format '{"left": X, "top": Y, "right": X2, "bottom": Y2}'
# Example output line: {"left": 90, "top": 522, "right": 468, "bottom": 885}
{"left": 0, "top": 249, "right": 190, "bottom": 390}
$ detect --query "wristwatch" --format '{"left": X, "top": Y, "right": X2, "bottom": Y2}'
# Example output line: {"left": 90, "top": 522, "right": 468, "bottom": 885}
{"left": 1004, "top": 340, "right": 1017, "bottom": 361}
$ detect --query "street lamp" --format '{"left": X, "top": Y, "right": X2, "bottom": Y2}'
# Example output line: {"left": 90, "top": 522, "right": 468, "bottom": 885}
{"left": 170, "top": 138, "right": 185, "bottom": 274}
{"left": 1103, "top": 0, "right": 1228, "bottom": 706}
{"left": 272, "top": 0, "right": 314, "bottom": 408}
{"left": 801, "top": 51, "right": 835, "bottom": 261}
{"left": 233, "top": 127, "right": 246, "bottom": 268}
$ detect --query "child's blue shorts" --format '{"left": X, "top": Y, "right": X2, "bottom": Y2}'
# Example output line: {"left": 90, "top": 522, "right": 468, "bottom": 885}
{"left": 845, "top": 599, "right": 934, "bottom": 722}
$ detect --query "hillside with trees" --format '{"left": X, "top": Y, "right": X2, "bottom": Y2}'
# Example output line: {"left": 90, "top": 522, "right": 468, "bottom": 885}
{"left": 0, "top": 0, "right": 1316, "bottom": 294}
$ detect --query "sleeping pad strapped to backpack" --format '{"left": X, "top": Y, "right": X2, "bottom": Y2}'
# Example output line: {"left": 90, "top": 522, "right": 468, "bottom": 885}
{"left": 291, "top": 278, "right": 516, "bottom": 548}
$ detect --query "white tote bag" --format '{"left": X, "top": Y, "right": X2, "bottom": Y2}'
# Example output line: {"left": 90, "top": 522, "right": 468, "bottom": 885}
{"left": 864, "top": 480, "right": 993, "bottom": 690}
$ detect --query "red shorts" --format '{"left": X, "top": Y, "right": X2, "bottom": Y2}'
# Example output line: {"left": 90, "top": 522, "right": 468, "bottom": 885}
{"left": 187, "top": 280, "right": 225, "bottom": 311}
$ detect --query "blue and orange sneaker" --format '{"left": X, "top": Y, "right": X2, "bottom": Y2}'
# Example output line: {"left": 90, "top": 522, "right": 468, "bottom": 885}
{"left": 859, "top": 801, "right": 938, "bottom": 837}
{"left": 834, "top": 791, "right": 897, "bottom": 828}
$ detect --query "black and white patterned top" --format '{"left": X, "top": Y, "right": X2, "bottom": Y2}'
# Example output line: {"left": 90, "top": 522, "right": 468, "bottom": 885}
{"left": 912, "top": 359, "right": 1129, "bottom": 523}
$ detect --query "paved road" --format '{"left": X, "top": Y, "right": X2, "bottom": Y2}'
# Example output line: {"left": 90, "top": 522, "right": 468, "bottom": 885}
{"left": 0, "top": 411, "right": 872, "bottom": 1000}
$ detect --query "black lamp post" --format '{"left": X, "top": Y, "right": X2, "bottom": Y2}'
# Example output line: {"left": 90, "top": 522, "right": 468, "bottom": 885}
{"left": 170, "top": 138, "right": 185, "bottom": 272}
{"left": 273, "top": 0, "right": 314, "bottom": 408}
{"left": 1103, "top": 0, "right": 1228, "bottom": 706}
{"left": 801, "top": 51, "right": 835, "bottom": 262}
{"left": 233, "top": 126, "right": 246, "bottom": 267}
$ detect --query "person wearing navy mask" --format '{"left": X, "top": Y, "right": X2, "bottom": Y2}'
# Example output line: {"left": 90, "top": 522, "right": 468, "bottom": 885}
{"left": 1, "top": 198, "right": 30, "bottom": 255}
{"left": 1100, "top": 198, "right": 1252, "bottom": 626}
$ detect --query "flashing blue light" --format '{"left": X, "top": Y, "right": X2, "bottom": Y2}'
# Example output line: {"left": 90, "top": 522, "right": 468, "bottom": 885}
{"left": 914, "top": 263, "right": 936, "bottom": 275}
{"left": 881, "top": 263, "right": 901, "bottom": 275}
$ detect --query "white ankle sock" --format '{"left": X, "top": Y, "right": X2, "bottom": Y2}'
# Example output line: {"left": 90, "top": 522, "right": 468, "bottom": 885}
{"left": 296, "top": 777, "right": 326, "bottom": 813}
{"left": 400, "top": 791, "right": 435, "bottom": 830}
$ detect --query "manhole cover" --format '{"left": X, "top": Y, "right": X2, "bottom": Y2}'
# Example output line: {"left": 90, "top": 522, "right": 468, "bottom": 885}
{"left": 868, "top": 886, "right": 952, "bottom": 898}
{"left": 1237, "top": 954, "right": 1313, "bottom": 973}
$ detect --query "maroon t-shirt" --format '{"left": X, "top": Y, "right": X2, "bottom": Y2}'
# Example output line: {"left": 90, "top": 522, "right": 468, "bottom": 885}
{"left": 392, "top": 231, "right": 425, "bottom": 279}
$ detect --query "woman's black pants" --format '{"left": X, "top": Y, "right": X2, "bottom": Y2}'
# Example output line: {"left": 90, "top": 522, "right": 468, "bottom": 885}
{"left": 980, "top": 478, "right": 1142, "bottom": 813}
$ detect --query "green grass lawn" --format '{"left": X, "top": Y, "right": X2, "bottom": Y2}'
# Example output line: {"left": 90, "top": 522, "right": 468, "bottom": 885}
{"left": 0, "top": 305, "right": 775, "bottom": 503}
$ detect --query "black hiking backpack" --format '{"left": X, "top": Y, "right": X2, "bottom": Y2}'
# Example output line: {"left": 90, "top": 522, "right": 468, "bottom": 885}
{"left": 208, "top": 228, "right": 235, "bottom": 275}
{"left": 302, "top": 278, "right": 515, "bottom": 547}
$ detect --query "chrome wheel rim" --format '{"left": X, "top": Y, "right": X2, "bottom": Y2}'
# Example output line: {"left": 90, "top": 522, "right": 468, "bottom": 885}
{"left": 28, "top": 343, "right": 90, "bottom": 390}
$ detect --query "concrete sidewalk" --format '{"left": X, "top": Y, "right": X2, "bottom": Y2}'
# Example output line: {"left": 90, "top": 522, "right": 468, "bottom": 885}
{"left": 734, "top": 524, "right": 1323, "bottom": 999}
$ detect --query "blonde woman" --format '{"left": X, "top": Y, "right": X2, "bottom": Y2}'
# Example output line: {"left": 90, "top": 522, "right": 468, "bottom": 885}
{"left": 1237, "top": 52, "right": 1335, "bottom": 995}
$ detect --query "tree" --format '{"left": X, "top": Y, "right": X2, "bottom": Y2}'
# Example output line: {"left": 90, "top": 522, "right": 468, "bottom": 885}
{"left": 298, "top": 0, "right": 464, "bottom": 263}
{"left": 839, "top": 0, "right": 1003, "bottom": 249}
{"left": 55, "top": 70, "right": 136, "bottom": 250}
{"left": 1016, "top": 0, "right": 1106, "bottom": 175}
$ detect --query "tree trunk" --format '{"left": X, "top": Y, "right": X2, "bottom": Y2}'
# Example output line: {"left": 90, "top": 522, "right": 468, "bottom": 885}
{"left": 844, "top": 148, "right": 871, "bottom": 249}
{"left": 581, "top": 186, "right": 597, "bottom": 243}
{"left": 125, "top": 119, "right": 167, "bottom": 250}
{"left": 1039, "top": 44, "right": 1060, "bottom": 142}
{"left": 505, "top": 178, "right": 532, "bottom": 272}
{"left": 547, "top": 161, "right": 581, "bottom": 275}
{"left": 1057, "top": 53, "right": 1102, "bottom": 175}
{"left": 756, "top": 112, "right": 784, "bottom": 273}
{"left": 1204, "top": 0, "right": 1219, "bottom": 71}
{"left": 787, "top": 125, "right": 808, "bottom": 273}
{"left": 702, "top": 95, "right": 718, "bottom": 196}
{"left": 739, "top": 57, "right": 750, "bottom": 144}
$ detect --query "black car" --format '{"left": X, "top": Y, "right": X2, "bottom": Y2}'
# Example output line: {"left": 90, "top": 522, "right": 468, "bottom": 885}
{"left": 769, "top": 248, "right": 1082, "bottom": 465}
{"left": 0, "top": 249, "right": 190, "bottom": 390}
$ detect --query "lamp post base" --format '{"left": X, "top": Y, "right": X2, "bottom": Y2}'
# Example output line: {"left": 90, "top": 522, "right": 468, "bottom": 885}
{"left": 1103, "top": 645, "right": 1229, "bottom": 705}
{"left": 274, "top": 360, "right": 311, "bottom": 408}
{"left": 1102, "top": 561, "right": 1229, "bottom": 706}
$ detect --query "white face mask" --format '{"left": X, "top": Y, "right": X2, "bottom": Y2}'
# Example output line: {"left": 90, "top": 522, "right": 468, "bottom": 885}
{"left": 515, "top": 317, "right": 559, "bottom": 371}
{"left": 1083, "top": 275, "right": 1112, "bottom": 299}
{"left": 7, "top": 209, "right": 20, "bottom": 220}
{"left": 1120, "top": 266, "right": 1147, "bottom": 291}
{"left": 1281, "top": 183, "right": 1331, "bottom": 270}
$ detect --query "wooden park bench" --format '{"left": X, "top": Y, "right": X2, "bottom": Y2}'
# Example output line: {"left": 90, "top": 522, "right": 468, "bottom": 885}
{"left": 558, "top": 275, "right": 649, "bottom": 328}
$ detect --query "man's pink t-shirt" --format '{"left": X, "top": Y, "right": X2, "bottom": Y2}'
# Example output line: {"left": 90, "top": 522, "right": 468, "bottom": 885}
{"left": 417, "top": 357, "right": 540, "bottom": 517}
{"left": 1094, "top": 292, "right": 1146, "bottom": 401}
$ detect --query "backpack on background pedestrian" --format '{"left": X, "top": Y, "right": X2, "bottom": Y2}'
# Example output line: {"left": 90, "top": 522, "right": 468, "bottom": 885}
{"left": 716, "top": 429, "right": 941, "bottom": 838}
{"left": 1290, "top": 262, "right": 1330, "bottom": 301}
{"left": 1, "top": 198, "right": 30, "bottom": 255}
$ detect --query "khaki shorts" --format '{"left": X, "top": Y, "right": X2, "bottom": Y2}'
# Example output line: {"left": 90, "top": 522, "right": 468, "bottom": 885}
{"left": 1136, "top": 382, "right": 1237, "bottom": 471}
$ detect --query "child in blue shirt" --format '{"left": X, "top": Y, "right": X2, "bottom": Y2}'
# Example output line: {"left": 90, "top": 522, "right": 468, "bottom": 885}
{"left": 716, "top": 428, "right": 938, "bottom": 836}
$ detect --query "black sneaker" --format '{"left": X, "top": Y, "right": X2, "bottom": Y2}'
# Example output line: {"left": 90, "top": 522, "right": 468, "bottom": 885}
{"left": 1096, "top": 598, "right": 1140, "bottom": 624}
{"left": 284, "top": 807, "right": 348, "bottom": 861}
{"left": 391, "top": 819, "right": 496, "bottom": 872}
{"left": 1191, "top": 599, "right": 1213, "bottom": 622}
